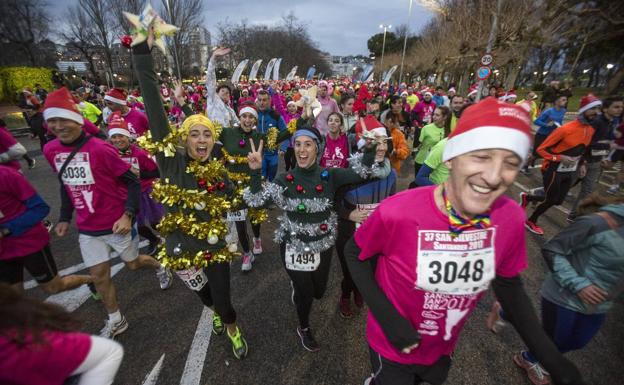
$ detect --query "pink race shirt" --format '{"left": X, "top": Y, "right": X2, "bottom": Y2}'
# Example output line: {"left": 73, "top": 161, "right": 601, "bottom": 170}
{"left": 122, "top": 108, "right": 149, "bottom": 138}
{"left": 0, "top": 167, "right": 50, "bottom": 260}
{"left": 0, "top": 126, "right": 22, "bottom": 171}
{"left": 320, "top": 134, "right": 349, "bottom": 168}
{"left": 354, "top": 186, "right": 527, "bottom": 365}
{"left": 44, "top": 138, "right": 131, "bottom": 232}
{"left": 0, "top": 331, "right": 91, "bottom": 385}
{"left": 120, "top": 144, "right": 158, "bottom": 192}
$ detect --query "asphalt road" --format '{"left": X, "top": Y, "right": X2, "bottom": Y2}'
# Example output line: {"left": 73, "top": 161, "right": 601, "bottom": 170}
{"left": 16, "top": 134, "right": 623, "bottom": 385}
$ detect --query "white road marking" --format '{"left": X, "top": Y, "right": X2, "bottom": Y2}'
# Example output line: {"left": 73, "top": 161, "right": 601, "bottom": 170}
{"left": 24, "top": 262, "right": 86, "bottom": 290}
{"left": 141, "top": 354, "right": 165, "bottom": 385}
{"left": 45, "top": 262, "right": 125, "bottom": 312}
{"left": 180, "top": 306, "right": 214, "bottom": 385}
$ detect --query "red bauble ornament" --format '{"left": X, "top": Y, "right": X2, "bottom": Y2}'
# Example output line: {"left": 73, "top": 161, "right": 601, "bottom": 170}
{"left": 217, "top": 181, "right": 225, "bottom": 190}
{"left": 315, "top": 184, "right": 324, "bottom": 193}
{"left": 198, "top": 179, "right": 207, "bottom": 187}
{"left": 120, "top": 35, "right": 133, "bottom": 49}
{"left": 207, "top": 185, "right": 216, "bottom": 193}
{"left": 204, "top": 252, "right": 213, "bottom": 261}
{"left": 286, "top": 174, "right": 294, "bottom": 182}
{"left": 296, "top": 184, "right": 304, "bottom": 193}
{"left": 320, "top": 223, "right": 328, "bottom": 232}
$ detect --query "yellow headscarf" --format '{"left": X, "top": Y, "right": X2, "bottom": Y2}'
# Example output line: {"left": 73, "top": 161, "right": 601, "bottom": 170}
{"left": 180, "top": 114, "right": 222, "bottom": 140}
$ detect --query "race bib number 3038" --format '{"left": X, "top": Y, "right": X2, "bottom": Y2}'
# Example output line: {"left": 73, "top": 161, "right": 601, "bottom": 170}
{"left": 416, "top": 228, "right": 496, "bottom": 295}
{"left": 54, "top": 152, "right": 95, "bottom": 186}
{"left": 285, "top": 244, "right": 320, "bottom": 271}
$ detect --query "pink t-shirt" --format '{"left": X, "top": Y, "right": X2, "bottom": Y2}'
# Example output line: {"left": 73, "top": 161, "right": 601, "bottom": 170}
{"left": 0, "top": 166, "right": 50, "bottom": 260}
{"left": 43, "top": 137, "right": 131, "bottom": 232}
{"left": 120, "top": 144, "right": 158, "bottom": 192}
{"left": 354, "top": 186, "right": 527, "bottom": 365}
{"left": 122, "top": 108, "right": 149, "bottom": 138}
{"left": 0, "top": 331, "right": 91, "bottom": 385}
{"left": 0, "top": 126, "right": 22, "bottom": 171}
{"left": 320, "top": 134, "right": 349, "bottom": 168}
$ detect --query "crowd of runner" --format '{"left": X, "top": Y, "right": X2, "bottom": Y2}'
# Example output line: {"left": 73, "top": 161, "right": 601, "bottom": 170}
{"left": 0, "top": 26, "right": 623, "bottom": 385}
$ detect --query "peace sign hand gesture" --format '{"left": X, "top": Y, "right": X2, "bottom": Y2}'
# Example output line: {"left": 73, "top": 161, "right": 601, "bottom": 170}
{"left": 247, "top": 139, "right": 264, "bottom": 170}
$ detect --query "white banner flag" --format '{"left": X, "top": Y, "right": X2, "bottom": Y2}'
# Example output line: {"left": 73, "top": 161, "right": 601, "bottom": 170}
{"left": 383, "top": 65, "right": 399, "bottom": 84}
{"left": 264, "top": 58, "right": 278, "bottom": 80}
{"left": 249, "top": 60, "right": 262, "bottom": 80}
{"left": 285, "top": 66, "right": 298, "bottom": 81}
{"left": 272, "top": 58, "right": 282, "bottom": 81}
{"left": 230, "top": 59, "right": 249, "bottom": 85}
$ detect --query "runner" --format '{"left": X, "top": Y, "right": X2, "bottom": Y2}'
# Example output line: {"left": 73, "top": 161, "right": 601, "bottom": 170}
{"left": 203, "top": 48, "right": 239, "bottom": 128}
{"left": 414, "top": 137, "right": 449, "bottom": 187}
{"left": 103, "top": 88, "right": 149, "bottom": 138}
{"left": 132, "top": 34, "right": 248, "bottom": 359}
{"left": 314, "top": 80, "right": 340, "bottom": 137}
{"left": 243, "top": 116, "right": 391, "bottom": 352}
{"left": 383, "top": 113, "right": 410, "bottom": 173}
{"left": 334, "top": 127, "right": 396, "bottom": 318}
{"left": 0, "top": 120, "right": 27, "bottom": 172}
{"left": 523, "top": 95, "right": 568, "bottom": 173}
{"left": 320, "top": 112, "right": 351, "bottom": 169}
{"left": 42, "top": 87, "right": 172, "bottom": 339}
{"left": 107, "top": 112, "right": 164, "bottom": 256}
{"left": 413, "top": 106, "right": 450, "bottom": 179}
{"left": 0, "top": 166, "right": 92, "bottom": 294}
{"left": 345, "top": 97, "right": 583, "bottom": 385}
{"left": 522, "top": 94, "right": 600, "bottom": 235}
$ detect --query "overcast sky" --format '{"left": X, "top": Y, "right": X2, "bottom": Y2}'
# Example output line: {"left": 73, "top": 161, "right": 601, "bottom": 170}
{"left": 55, "top": 0, "right": 434, "bottom": 56}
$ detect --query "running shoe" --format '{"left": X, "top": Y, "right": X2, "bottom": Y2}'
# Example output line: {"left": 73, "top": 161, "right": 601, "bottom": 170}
{"left": 566, "top": 214, "right": 576, "bottom": 223}
{"left": 227, "top": 327, "right": 248, "bottom": 359}
{"left": 339, "top": 296, "right": 353, "bottom": 318}
{"left": 157, "top": 267, "right": 173, "bottom": 290}
{"left": 525, "top": 220, "right": 544, "bottom": 235}
{"left": 513, "top": 351, "right": 551, "bottom": 385}
{"left": 297, "top": 327, "right": 320, "bottom": 352}
{"left": 354, "top": 291, "right": 364, "bottom": 308}
{"left": 252, "top": 237, "right": 263, "bottom": 254}
{"left": 145, "top": 240, "right": 161, "bottom": 256}
{"left": 486, "top": 301, "right": 506, "bottom": 334}
{"left": 519, "top": 192, "right": 529, "bottom": 209}
{"left": 87, "top": 282, "right": 101, "bottom": 301}
{"left": 27, "top": 158, "right": 36, "bottom": 169}
{"left": 99, "top": 315, "right": 129, "bottom": 339}
{"left": 241, "top": 252, "right": 254, "bottom": 272}
{"left": 606, "top": 185, "right": 621, "bottom": 195}
{"left": 212, "top": 313, "right": 225, "bottom": 335}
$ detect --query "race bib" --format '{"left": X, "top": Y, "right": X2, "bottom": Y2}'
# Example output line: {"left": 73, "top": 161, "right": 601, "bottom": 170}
{"left": 355, "top": 203, "right": 379, "bottom": 229}
{"left": 227, "top": 209, "right": 248, "bottom": 222}
{"left": 122, "top": 156, "right": 140, "bottom": 170}
{"left": 416, "top": 228, "right": 496, "bottom": 295}
{"left": 591, "top": 149, "right": 609, "bottom": 157}
{"left": 557, "top": 158, "right": 579, "bottom": 172}
{"left": 176, "top": 267, "right": 208, "bottom": 291}
{"left": 285, "top": 244, "right": 320, "bottom": 271}
{"left": 54, "top": 152, "right": 95, "bottom": 185}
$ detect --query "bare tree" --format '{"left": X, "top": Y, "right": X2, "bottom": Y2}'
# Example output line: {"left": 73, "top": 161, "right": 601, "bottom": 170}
{"left": 0, "top": 0, "right": 50, "bottom": 65}
{"left": 108, "top": 0, "right": 146, "bottom": 35}
{"left": 63, "top": 5, "right": 102, "bottom": 81}
{"left": 159, "top": 0, "right": 205, "bottom": 78}
{"left": 79, "top": 0, "right": 116, "bottom": 79}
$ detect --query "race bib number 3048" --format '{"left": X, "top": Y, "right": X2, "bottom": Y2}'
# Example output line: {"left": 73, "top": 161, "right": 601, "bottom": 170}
{"left": 416, "top": 228, "right": 496, "bottom": 295}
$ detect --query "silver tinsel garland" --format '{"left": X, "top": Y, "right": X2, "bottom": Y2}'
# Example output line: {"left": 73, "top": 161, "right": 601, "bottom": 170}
{"left": 274, "top": 212, "right": 338, "bottom": 254}
{"left": 243, "top": 182, "right": 333, "bottom": 213}
{"left": 348, "top": 153, "right": 391, "bottom": 179}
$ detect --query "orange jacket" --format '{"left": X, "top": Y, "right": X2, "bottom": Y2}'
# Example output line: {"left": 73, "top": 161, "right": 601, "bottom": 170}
{"left": 390, "top": 127, "right": 409, "bottom": 172}
{"left": 537, "top": 119, "right": 594, "bottom": 171}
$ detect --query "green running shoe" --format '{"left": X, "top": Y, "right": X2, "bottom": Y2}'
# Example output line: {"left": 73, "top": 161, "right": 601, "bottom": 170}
{"left": 212, "top": 313, "right": 225, "bottom": 335}
{"left": 227, "top": 327, "right": 248, "bottom": 359}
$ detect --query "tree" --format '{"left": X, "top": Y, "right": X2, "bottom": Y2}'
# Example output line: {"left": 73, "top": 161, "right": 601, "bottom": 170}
{"left": 0, "top": 0, "right": 50, "bottom": 66}
{"left": 159, "top": 0, "right": 205, "bottom": 78}
{"left": 76, "top": 0, "right": 116, "bottom": 82}
{"left": 63, "top": 5, "right": 102, "bottom": 82}
{"left": 367, "top": 32, "right": 397, "bottom": 57}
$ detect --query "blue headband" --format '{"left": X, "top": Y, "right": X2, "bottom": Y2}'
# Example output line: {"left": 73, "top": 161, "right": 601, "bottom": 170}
{"left": 293, "top": 129, "right": 320, "bottom": 144}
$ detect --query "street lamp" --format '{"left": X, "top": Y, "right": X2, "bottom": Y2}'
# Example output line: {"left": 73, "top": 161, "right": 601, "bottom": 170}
{"left": 606, "top": 63, "right": 614, "bottom": 69}
{"left": 399, "top": 0, "right": 414, "bottom": 84}
{"left": 379, "top": 24, "right": 392, "bottom": 78}
{"left": 583, "top": 69, "right": 590, "bottom": 74}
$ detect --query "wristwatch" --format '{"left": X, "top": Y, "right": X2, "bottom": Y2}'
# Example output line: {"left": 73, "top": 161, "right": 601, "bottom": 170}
{"left": 124, "top": 210, "right": 135, "bottom": 220}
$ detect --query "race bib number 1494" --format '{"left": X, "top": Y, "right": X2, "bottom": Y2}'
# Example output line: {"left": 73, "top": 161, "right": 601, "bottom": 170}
{"left": 416, "top": 228, "right": 496, "bottom": 295}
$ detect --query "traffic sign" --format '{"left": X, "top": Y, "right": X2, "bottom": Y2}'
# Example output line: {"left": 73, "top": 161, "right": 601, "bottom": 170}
{"left": 480, "top": 54, "right": 493, "bottom": 66}
{"left": 477, "top": 66, "right": 491, "bottom": 80}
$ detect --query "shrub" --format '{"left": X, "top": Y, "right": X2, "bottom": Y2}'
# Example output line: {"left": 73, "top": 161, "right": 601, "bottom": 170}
{"left": 0, "top": 67, "right": 54, "bottom": 103}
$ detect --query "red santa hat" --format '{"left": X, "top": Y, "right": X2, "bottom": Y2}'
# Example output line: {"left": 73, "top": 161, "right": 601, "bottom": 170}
{"left": 107, "top": 112, "right": 132, "bottom": 137}
{"left": 238, "top": 105, "right": 258, "bottom": 119}
{"left": 578, "top": 94, "right": 602, "bottom": 114}
{"left": 356, "top": 115, "right": 388, "bottom": 149}
{"left": 443, "top": 97, "right": 532, "bottom": 163}
{"left": 104, "top": 87, "right": 128, "bottom": 106}
{"left": 43, "top": 87, "right": 84, "bottom": 124}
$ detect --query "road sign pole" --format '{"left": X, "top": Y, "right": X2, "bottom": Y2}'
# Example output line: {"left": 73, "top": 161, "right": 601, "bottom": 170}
{"left": 476, "top": 0, "right": 502, "bottom": 102}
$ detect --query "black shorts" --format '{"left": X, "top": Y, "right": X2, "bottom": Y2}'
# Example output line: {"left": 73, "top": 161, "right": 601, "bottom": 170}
{"left": 608, "top": 149, "right": 624, "bottom": 163}
{"left": 0, "top": 245, "right": 57, "bottom": 285}
{"left": 368, "top": 346, "right": 452, "bottom": 385}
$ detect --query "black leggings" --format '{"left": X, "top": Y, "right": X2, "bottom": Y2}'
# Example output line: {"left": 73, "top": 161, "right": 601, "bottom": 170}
{"left": 193, "top": 262, "right": 237, "bottom": 324}
{"left": 368, "top": 346, "right": 451, "bottom": 385}
{"left": 528, "top": 166, "right": 574, "bottom": 223}
{"left": 284, "top": 147, "right": 296, "bottom": 171}
{"left": 138, "top": 225, "right": 159, "bottom": 245}
{"left": 235, "top": 220, "right": 261, "bottom": 253}
{"left": 280, "top": 243, "right": 333, "bottom": 329}
{"left": 335, "top": 219, "right": 359, "bottom": 298}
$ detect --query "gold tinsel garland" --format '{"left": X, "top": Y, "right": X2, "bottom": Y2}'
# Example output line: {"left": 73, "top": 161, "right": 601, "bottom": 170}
{"left": 221, "top": 148, "right": 248, "bottom": 165}
{"left": 157, "top": 212, "right": 228, "bottom": 241}
{"left": 150, "top": 181, "right": 231, "bottom": 215}
{"left": 136, "top": 118, "right": 223, "bottom": 157}
{"left": 185, "top": 159, "right": 229, "bottom": 182}
{"left": 155, "top": 245, "right": 238, "bottom": 270}
{"left": 248, "top": 208, "right": 269, "bottom": 225}
{"left": 287, "top": 119, "right": 298, "bottom": 135}
{"left": 265, "top": 127, "right": 279, "bottom": 151}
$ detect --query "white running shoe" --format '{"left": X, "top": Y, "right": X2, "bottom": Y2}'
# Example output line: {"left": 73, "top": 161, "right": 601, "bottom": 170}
{"left": 252, "top": 237, "right": 263, "bottom": 254}
{"left": 157, "top": 267, "right": 173, "bottom": 290}
{"left": 241, "top": 252, "right": 255, "bottom": 272}
{"left": 99, "top": 315, "right": 129, "bottom": 339}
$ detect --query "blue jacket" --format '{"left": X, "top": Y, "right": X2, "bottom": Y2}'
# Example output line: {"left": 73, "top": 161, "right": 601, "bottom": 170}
{"left": 541, "top": 204, "right": 624, "bottom": 314}
{"left": 257, "top": 108, "right": 286, "bottom": 156}
{"left": 535, "top": 107, "right": 566, "bottom": 136}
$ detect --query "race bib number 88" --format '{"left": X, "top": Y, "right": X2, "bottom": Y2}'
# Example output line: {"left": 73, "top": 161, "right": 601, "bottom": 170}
{"left": 176, "top": 267, "right": 208, "bottom": 291}
{"left": 285, "top": 244, "right": 320, "bottom": 271}
{"left": 416, "top": 228, "right": 496, "bottom": 295}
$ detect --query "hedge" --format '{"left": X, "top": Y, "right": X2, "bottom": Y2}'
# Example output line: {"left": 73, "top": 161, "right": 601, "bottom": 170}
{"left": 0, "top": 67, "right": 54, "bottom": 103}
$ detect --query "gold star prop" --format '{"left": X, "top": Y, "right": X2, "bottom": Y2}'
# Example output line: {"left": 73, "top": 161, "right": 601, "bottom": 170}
{"left": 123, "top": 3, "right": 178, "bottom": 54}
